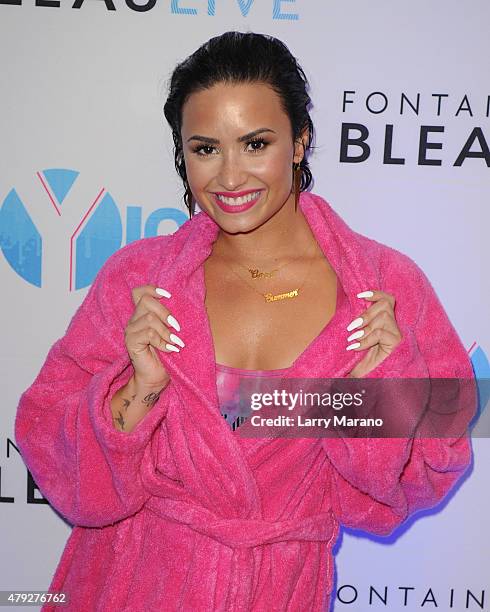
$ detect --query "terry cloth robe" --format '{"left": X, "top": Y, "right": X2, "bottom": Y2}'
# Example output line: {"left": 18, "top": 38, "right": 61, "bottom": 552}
{"left": 15, "top": 191, "right": 476, "bottom": 612}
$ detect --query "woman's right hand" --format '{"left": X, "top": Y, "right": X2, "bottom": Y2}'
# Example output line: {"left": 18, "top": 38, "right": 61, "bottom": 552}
{"left": 125, "top": 285, "right": 184, "bottom": 389}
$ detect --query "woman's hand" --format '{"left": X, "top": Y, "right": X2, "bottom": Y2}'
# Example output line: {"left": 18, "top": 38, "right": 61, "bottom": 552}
{"left": 125, "top": 285, "right": 185, "bottom": 388}
{"left": 345, "top": 290, "right": 402, "bottom": 378}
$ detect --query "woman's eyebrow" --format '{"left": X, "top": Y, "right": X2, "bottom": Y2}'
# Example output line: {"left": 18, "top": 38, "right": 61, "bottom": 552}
{"left": 186, "top": 128, "right": 276, "bottom": 144}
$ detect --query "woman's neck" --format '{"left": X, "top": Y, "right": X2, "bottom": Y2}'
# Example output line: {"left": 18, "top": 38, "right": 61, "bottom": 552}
{"left": 211, "top": 200, "right": 318, "bottom": 265}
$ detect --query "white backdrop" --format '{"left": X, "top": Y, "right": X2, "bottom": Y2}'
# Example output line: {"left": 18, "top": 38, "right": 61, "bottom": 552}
{"left": 1, "top": 1, "right": 489, "bottom": 610}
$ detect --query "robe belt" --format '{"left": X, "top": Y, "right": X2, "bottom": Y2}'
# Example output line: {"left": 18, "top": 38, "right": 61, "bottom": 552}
{"left": 144, "top": 496, "right": 337, "bottom": 549}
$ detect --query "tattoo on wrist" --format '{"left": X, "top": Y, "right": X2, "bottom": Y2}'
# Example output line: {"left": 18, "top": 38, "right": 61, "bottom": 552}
{"left": 121, "top": 393, "right": 137, "bottom": 412}
{"left": 115, "top": 388, "right": 161, "bottom": 432}
{"left": 142, "top": 390, "right": 162, "bottom": 407}
{"left": 114, "top": 411, "right": 125, "bottom": 431}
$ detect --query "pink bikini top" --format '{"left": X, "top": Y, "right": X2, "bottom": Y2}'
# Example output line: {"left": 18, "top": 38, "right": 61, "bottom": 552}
{"left": 216, "top": 281, "right": 346, "bottom": 432}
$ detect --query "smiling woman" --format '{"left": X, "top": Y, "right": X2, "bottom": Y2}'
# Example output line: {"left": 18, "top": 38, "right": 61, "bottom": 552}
{"left": 171, "top": 76, "right": 340, "bottom": 372}
{"left": 180, "top": 81, "right": 306, "bottom": 232}
{"left": 15, "top": 30, "right": 476, "bottom": 612}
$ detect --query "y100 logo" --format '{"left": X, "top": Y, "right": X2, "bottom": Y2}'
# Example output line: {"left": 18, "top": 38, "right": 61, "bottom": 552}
{"left": 0, "top": 168, "right": 187, "bottom": 290}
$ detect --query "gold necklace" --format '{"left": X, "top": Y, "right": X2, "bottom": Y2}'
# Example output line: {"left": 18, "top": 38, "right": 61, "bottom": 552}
{"left": 241, "top": 249, "right": 310, "bottom": 279}
{"left": 215, "top": 241, "right": 318, "bottom": 303}
{"left": 214, "top": 231, "right": 309, "bottom": 279}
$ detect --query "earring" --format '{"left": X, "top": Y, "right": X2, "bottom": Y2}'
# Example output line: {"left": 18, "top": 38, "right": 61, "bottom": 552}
{"left": 293, "top": 162, "right": 301, "bottom": 212}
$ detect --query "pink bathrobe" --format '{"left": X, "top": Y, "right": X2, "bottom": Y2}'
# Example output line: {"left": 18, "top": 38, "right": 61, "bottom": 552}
{"left": 15, "top": 192, "right": 476, "bottom": 611}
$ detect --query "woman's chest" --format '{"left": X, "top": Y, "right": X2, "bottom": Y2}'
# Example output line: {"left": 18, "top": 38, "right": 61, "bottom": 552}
{"left": 203, "top": 254, "right": 339, "bottom": 370}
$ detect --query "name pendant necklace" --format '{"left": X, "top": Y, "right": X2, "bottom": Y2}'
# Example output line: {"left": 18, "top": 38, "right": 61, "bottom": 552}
{"left": 215, "top": 241, "right": 317, "bottom": 303}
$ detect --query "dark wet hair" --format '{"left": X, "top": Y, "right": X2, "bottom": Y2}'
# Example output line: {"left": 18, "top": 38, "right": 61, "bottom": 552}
{"left": 163, "top": 30, "right": 315, "bottom": 217}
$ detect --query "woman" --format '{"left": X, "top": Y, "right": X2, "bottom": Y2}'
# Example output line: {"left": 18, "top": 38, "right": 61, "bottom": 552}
{"left": 15, "top": 32, "right": 475, "bottom": 611}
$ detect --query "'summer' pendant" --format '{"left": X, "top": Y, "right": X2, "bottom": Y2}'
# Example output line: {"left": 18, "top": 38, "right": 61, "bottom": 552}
{"left": 264, "top": 288, "right": 299, "bottom": 303}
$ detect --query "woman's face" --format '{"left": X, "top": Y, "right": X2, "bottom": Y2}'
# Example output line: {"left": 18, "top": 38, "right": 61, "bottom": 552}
{"left": 180, "top": 81, "right": 307, "bottom": 234}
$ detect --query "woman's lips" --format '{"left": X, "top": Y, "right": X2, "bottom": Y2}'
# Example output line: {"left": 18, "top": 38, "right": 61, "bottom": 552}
{"left": 212, "top": 190, "right": 263, "bottom": 214}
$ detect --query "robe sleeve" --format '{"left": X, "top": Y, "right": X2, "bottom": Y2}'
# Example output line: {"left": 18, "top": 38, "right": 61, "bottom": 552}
{"left": 323, "top": 252, "right": 477, "bottom": 536}
{"left": 15, "top": 243, "right": 171, "bottom": 528}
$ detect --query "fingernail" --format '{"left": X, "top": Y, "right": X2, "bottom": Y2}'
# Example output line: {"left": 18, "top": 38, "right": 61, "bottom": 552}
{"left": 156, "top": 287, "right": 172, "bottom": 298}
{"left": 346, "top": 342, "right": 361, "bottom": 351}
{"left": 167, "top": 314, "right": 180, "bottom": 332}
{"left": 347, "top": 329, "right": 364, "bottom": 342}
{"left": 169, "top": 333, "right": 185, "bottom": 348}
{"left": 165, "top": 343, "right": 180, "bottom": 353}
{"left": 346, "top": 317, "right": 363, "bottom": 332}
{"left": 357, "top": 290, "right": 373, "bottom": 298}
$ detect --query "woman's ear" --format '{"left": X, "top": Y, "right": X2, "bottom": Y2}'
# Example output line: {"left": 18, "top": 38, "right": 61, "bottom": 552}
{"left": 293, "top": 126, "right": 309, "bottom": 164}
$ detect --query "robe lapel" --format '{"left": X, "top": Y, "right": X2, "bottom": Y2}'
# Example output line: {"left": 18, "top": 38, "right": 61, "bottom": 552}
{"left": 276, "top": 191, "right": 384, "bottom": 379}
{"left": 150, "top": 192, "right": 384, "bottom": 475}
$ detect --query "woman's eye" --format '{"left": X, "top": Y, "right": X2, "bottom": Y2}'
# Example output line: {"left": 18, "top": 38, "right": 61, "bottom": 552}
{"left": 194, "top": 145, "right": 217, "bottom": 156}
{"left": 246, "top": 138, "right": 268, "bottom": 153}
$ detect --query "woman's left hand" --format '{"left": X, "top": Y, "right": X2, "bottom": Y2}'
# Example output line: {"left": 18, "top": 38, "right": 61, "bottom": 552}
{"left": 346, "top": 290, "right": 402, "bottom": 378}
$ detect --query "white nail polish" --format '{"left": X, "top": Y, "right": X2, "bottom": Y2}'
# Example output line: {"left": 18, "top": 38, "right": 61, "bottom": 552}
{"left": 346, "top": 342, "right": 361, "bottom": 351}
{"left": 156, "top": 287, "right": 172, "bottom": 298}
{"left": 165, "top": 343, "right": 180, "bottom": 352}
{"left": 169, "top": 333, "right": 185, "bottom": 348}
{"left": 346, "top": 317, "right": 363, "bottom": 332}
{"left": 347, "top": 329, "right": 364, "bottom": 342}
{"left": 167, "top": 314, "right": 181, "bottom": 332}
{"left": 357, "top": 290, "right": 374, "bottom": 298}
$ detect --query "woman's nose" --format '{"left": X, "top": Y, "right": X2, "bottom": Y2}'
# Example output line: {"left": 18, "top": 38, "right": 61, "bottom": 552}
{"left": 217, "top": 153, "right": 247, "bottom": 190}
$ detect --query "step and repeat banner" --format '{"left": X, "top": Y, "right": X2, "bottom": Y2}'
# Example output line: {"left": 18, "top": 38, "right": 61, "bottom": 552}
{"left": 1, "top": 1, "right": 488, "bottom": 610}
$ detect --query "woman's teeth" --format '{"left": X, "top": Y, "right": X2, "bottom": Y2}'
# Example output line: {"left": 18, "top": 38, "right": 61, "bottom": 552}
{"left": 216, "top": 191, "right": 261, "bottom": 205}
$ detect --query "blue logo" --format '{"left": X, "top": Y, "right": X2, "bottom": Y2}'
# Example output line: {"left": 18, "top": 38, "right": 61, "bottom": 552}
{"left": 470, "top": 344, "right": 490, "bottom": 423}
{"left": 0, "top": 168, "right": 187, "bottom": 290}
{"left": 2, "top": 0, "right": 299, "bottom": 19}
